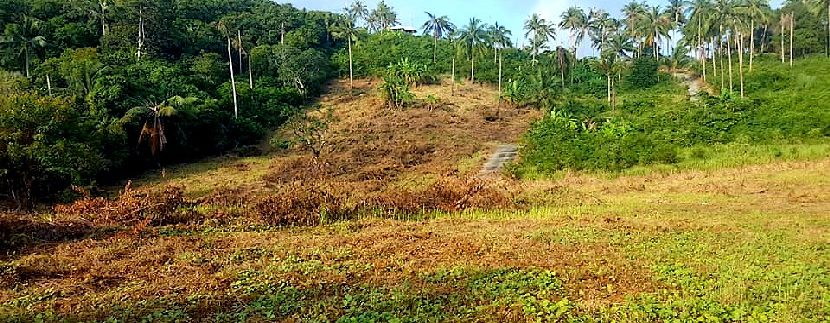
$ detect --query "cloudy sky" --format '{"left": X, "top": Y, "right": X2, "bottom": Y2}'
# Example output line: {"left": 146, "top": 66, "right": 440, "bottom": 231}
{"left": 281, "top": 0, "right": 784, "bottom": 56}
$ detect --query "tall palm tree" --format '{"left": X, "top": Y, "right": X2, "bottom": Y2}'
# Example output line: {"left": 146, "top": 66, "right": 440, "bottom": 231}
{"left": 422, "top": 13, "right": 456, "bottom": 63}
{"left": 347, "top": 0, "right": 369, "bottom": 27}
{"left": 665, "top": 0, "right": 687, "bottom": 56}
{"left": 740, "top": 0, "right": 771, "bottom": 71}
{"left": 524, "top": 13, "right": 555, "bottom": 63}
{"left": 2, "top": 15, "right": 46, "bottom": 78}
{"left": 461, "top": 18, "right": 487, "bottom": 82}
{"left": 686, "top": 0, "right": 714, "bottom": 81}
{"left": 623, "top": 1, "right": 648, "bottom": 57}
{"left": 333, "top": 15, "right": 360, "bottom": 91}
{"left": 370, "top": 1, "right": 398, "bottom": 33}
{"left": 594, "top": 50, "right": 621, "bottom": 108}
{"left": 588, "top": 8, "right": 612, "bottom": 55}
{"left": 489, "top": 22, "right": 512, "bottom": 63}
{"left": 560, "top": 7, "right": 588, "bottom": 59}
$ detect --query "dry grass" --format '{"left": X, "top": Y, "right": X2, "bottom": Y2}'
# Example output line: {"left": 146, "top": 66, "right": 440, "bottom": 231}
{"left": 2, "top": 80, "right": 828, "bottom": 321}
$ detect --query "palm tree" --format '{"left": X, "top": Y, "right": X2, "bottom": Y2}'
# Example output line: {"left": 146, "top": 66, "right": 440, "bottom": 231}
{"left": 2, "top": 15, "right": 46, "bottom": 78}
{"left": 524, "top": 13, "right": 555, "bottom": 63}
{"left": 370, "top": 1, "right": 398, "bottom": 33}
{"left": 333, "top": 15, "right": 360, "bottom": 91}
{"left": 216, "top": 21, "right": 238, "bottom": 119}
{"left": 623, "top": 1, "right": 648, "bottom": 57}
{"left": 594, "top": 50, "right": 621, "bottom": 109}
{"left": 740, "top": 0, "right": 771, "bottom": 71}
{"left": 347, "top": 0, "right": 369, "bottom": 27}
{"left": 588, "top": 8, "right": 612, "bottom": 55}
{"left": 461, "top": 18, "right": 487, "bottom": 82}
{"left": 87, "top": 0, "right": 110, "bottom": 38}
{"left": 489, "top": 22, "right": 512, "bottom": 63}
{"left": 560, "top": 7, "right": 588, "bottom": 59}
{"left": 666, "top": 0, "right": 686, "bottom": 55}
{"left": 686, "top": 0, "right": 714, "bottom": 81}
{"left": 422, "top": 13, "right": 456, "bottom": 62}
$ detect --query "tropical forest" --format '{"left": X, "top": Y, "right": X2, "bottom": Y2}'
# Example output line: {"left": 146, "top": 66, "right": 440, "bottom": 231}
{"left": 0, "top": 0, "right": 828, "bottom": 321}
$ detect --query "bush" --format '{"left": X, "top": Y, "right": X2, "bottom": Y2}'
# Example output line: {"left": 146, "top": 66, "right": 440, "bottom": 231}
{"left": 626, "top": 57, "right": 659, "bottom": 89}
{"left": 55, "top": 185, "right": 195, "bottom": 226}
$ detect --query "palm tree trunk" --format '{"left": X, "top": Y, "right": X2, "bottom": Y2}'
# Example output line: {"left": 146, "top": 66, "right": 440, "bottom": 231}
{"left": 761, "top": 24, "right": 768, "bottom": 53}
{"left": 227, "top": 37, "right": 239, "bottom": 119}
{"left": 826, "top": 3, "right": 829, "bottom": 58}
{"left": 46, "top": 74, "right": 52, "bottom": 96}
{"left": 498, "top": 53, "right": 502, "bottom": 98}
{"left": 738, "top": 32, "right": 745, "bottom": 98}
{"left": 433, "top": 36, "right": 437, "bottom": 63}
{"left": 727, "top": 32, "right": 733, "bottom": 93}
{"left": 471, "top": 54, "right": 475, "bottom": 83}
{"left": 703, "top": 41, "right": 707, "bottom": 82}
{"left": 606, "top": 73, "right": 612, "bottom": 105}
{"left": 348, "top": 37, "right": 354, "bottom": 91}
{"left": 789, "top": 14, "right": 794, "bottom": 67}
{"left": 749, "top": 19, "right": 754, "bottom": 72}
{"left": 248, "top": 54, "right": 253, "bottom": 89}
{"left": 237, "top": 30, "right": 243, "bottom": 76}
{"left": 712, "top": 37, "right": 718, "bottom": 79}
{"left": 24, "top": 44, "right": 30, "bottom": 78}
{"left": 451, "top": 57, "right": 456, "bottom": 96}
{"left": 781, "top": 19, "right": 786, "bottom": 63}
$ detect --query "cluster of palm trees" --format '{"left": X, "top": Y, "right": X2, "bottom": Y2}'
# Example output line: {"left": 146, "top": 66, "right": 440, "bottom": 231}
{"left": 344, "top": 0, "right": 398, "bottom": 34}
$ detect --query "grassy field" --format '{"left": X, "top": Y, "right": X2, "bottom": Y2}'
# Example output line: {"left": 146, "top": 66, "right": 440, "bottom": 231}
{"left": 1, "top": 80, "right": 828, "bottom": 322}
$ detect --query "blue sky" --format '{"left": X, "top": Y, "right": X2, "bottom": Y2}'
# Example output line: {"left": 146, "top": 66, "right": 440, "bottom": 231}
{"left": 281, "top": 0, "right": 784, "bottom": 56}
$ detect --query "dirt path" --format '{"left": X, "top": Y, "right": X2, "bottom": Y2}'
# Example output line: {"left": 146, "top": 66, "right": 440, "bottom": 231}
{"left": 479, "top": 144, "right": 518, "bottom": 176}
{"left": 673, "top": 70, "right": 711, "bottom": 99}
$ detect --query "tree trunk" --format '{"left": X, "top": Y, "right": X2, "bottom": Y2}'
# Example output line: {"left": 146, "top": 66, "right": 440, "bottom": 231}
{"left": 24, "top": 44, "right": 29, "bottom": 78}
{"left": 781, "top": 19, "right": 786, "bottom": 63}
{"left": 237, "top": 30, "right": 243, "bottom": 76}
{"left": 712, "top": 37, "right": 718, "bottom": 79}
{"left": 738, "top": 32, "right": 745, "bottom": 98}
{"left": 451, "top": 57, "right": 456, "bottom": 96}
{"left": 248, "top": 54, "right": 253, "bottom": 89}
{"left": 471, "top": 53, "right": 475, "bottom": 83}
{"left": 761, "top": 24, "right": 769, "bottom": 53}
{"left": 348, "top": 36, "right": 354, "bottom": 91}
{"left": 46, "top": 74, "right": 52, "bottom": 96}
{"left": 137, "top": 9, "right": 144, "bottom": 61}
{"left": 790, "top": 14, "right": 794, "bottom": 67}
{"left": 227, "top": 37, "right": 239, "bottom": 119}
{"left": 749, "top": 19, "right": 754, "bottom": 72}
{"left": 605, "top": 73, "right": 611, "bottom": 105}
{"left": 498, "top": 53, "right": 502, "bottom": 100}
{"left": 727, "top": 32, "right": 733, "bottom": 93}
{"left": 433, "top": 36, "right": 437, "bottom": 63}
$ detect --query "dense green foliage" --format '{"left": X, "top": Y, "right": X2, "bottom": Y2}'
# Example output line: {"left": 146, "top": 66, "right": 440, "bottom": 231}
{"left": 0, "top": 0, "right": 340, "bottom": 206}
{"left": 519, "top": 56, "right": 830, "bottom": 175}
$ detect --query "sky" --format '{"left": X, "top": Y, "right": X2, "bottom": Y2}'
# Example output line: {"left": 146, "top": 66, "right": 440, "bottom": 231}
{"left": 281, "top": 0, "right": 785, "bottom": 57}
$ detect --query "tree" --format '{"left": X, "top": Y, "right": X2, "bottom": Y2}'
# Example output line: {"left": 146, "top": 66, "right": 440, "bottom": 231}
{"left": 588, "top": 8, "right": 613, "bottom": 54}
{"left": 488, "top": 22, "right": 512, "bottom": 63}
{"left": 461, "top": 18, "right": 486, "bottom": 82}
{"left": 217, "top": 20, "right": 239, "bottom": 118}
{"left": 623, "top": 1, "right": 648, "bottom": 57}
{"left": 524, "top": 13, "right": 555, "bottom": 63}
{"left": 333, "top": 15, "right": 360, "bottom": 90}
{"left": 422, "top": 12, "right": 455, "bottom": 63}
{"left": 3, "top": 15, "right": 46, "bottom": 78}
{"left": 560, "top": 7, "right": 588, "bottom": 60}
{"left": 346, "top": 0, "right": 369, "bottom": 28}
{"left": 594, "top": 50, "right": 621, "bottom": 109}
{"left": 740, "top": 0, "right": 772, "bottom": 71}
{"left": 807, "top": 0, "right": 829, "bottom": 57}
{"left": 369, "top": 1, "right": 397, "bottom": 33}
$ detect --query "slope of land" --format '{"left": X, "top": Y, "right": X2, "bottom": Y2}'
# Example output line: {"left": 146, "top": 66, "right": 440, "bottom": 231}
{"left": 1, "top": 79, "right": 828, "bottom": 321}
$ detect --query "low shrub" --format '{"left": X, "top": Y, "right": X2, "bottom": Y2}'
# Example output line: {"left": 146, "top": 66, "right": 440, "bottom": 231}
{"left": 255, "top": 184, "right": 353, "bottom": 227}
{"left": 54, "top": 185, "right": 195, "bottom": 226}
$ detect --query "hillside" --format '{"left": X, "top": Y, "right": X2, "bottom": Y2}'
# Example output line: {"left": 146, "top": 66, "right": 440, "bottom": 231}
{"left": 1, "top": 78, "right": 828, "bottom": 321}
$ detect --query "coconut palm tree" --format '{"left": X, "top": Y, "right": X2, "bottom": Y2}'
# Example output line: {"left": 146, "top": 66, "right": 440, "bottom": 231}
{"left": 461, "top": 18, "right": 487, "bottom": 82}
{"left": 524, "top": 13, "right": 555, "bottom": 63}
{"left": 560, "top": 7, "right": 588, "bottom": 60}
{"left": 422, "top": 13, "right": 456, "bottom": 63}
{"left": 489, "top": 22, "right": 512, "bottom": 63}
{"left": 2, "top": 15, "right": 46, "bottom": 78}
{"left": 216, "top": 20, "right": 238, "bottom": 118}
{"left": 807, "top": 0, "right": 829, "bottom": 57}
{"left": 333, "top": 15, "right": 360, "bottom": 91}
{"left": 588, "top": 8, "right": 612, "bottom": 55}
{"left": 623, "top": 1, "right": 648, "bottom": 57}
{"left": 686, "top": 0, "right": 714, "bottom": 81}
{"left": 369, "top": 1, "right": 398, "bottom": 33}
{"left": 594, "top": 50, "right": 622, "bottom": 109}
{"left": 740, "top": 0, "right": 771, "bottom": 71}
{"left": 347, "top": 0, "right": 369, "bottom": 27}
{"left": 666, "top": 0, "right": 686, "bottom": 53}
